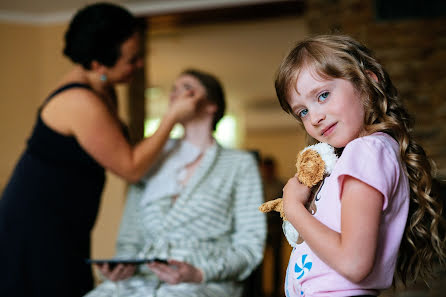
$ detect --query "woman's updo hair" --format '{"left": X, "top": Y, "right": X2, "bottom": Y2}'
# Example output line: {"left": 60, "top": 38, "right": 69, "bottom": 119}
{"left": 182, "top": 69, "right": 226, "bottom": 131}
{"left": 64, "top": 2, "right": 141, "bottom": 69}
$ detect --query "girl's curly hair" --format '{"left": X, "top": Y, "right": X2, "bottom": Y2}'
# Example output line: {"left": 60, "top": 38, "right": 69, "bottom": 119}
{"left": 275, "top": 34, "right": 446, "bottom": 285}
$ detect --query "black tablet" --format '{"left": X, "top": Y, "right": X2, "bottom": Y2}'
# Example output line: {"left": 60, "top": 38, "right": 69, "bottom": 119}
{"left": 86, "top": 258, "right": 168, "bottom": 269}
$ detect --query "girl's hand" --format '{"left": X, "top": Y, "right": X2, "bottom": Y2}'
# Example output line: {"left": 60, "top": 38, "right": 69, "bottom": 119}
{"left": 96, "top": 263, "right": 136, "bottom": 282}
{"left": 167, "top": 90, "right": 202, "bottom": 122}
{"left": 282, "top": 174, "right": 311, "bottom": 218}
{"left": 147, "top": 259, "right": 203, "bottom": 284}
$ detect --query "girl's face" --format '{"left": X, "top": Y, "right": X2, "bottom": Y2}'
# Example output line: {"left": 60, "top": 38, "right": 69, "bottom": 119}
{"left": 169, "top": 74, "right": 207, "bottom": 103}
{"left": 287, "top": 66, "right": 366, "bottom": 148}
{"left": 106, "top": 32, "right": 144, "bottom": 83}
{"left": 169, "top": 74, "right": 208, "bottom": 122}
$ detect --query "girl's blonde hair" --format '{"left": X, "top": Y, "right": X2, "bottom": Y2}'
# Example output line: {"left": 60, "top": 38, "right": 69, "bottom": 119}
{"left": 275, "top": 34, "right": 445, "bottom": 284}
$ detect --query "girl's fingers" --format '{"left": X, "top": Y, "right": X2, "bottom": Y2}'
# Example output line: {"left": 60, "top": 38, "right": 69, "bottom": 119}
{"left": 148, "top": 262, "right": 182, "bottom": 284}
{"left": 120, "top": 264, "right": 135, "bottom": 279}
{"left": 97, "top": 263, "right": 112, "bottom": 277}
{"left": 167, "top": 259, "right": 182, "bottom": 266}
{"left": 109, "top": 264, "right": 125, "bottom": 281}
{"left": 152, "top": 262, "right": 173, "bottom": 274}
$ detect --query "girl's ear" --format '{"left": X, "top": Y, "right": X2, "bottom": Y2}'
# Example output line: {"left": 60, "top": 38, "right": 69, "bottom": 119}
{"left": 204, "top": 102, "right": 218, "bottom": 115}
{"left": 366, "top": 70, "right": 379, "bottom": 83}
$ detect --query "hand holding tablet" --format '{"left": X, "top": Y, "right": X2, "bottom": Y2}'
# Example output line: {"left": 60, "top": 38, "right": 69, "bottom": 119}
{"left": 86, "top": 258, "right": 168, "bottom": 270}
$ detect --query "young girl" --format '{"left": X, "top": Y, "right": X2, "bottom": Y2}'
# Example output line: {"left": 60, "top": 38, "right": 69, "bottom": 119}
{"left": 275, "top": 34, "right": 445, "bottom": 297}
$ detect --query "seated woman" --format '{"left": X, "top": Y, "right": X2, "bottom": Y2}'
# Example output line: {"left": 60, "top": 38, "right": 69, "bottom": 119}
{"left": 85, "top": 69, "right": 266, "bottom": 297}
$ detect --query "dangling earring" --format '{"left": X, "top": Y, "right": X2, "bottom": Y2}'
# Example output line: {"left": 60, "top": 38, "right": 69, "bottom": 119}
{"left": 100, "top": 74, "right": 107, "bottom": 82}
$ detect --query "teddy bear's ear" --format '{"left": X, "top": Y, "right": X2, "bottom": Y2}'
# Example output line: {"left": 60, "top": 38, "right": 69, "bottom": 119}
{"left": 296, "top": 149, "right": 325, "bottom": 187}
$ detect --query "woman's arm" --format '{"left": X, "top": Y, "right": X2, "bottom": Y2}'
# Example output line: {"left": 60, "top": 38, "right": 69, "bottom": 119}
{"left": 43, "top": 88, "right": 199, "bottom": 182}
{"left": 283, "top": 175, "right": 383, "bottom": 283}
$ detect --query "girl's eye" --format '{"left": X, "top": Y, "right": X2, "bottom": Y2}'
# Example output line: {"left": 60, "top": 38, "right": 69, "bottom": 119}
{"left": 298, "top": 109, "right": 308, "bottom": 118}
{"left": 318, "top": 91, "right": 329, "bottom": 102}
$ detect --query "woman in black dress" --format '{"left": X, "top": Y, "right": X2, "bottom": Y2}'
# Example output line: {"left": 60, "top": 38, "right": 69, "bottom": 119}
{"left": 0, "top": 3, "right": 200, "bottom": 297}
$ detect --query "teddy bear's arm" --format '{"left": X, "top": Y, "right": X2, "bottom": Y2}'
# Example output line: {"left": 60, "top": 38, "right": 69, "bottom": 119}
{"left": 259, "top": 198, "right": 286, "bottom": 220}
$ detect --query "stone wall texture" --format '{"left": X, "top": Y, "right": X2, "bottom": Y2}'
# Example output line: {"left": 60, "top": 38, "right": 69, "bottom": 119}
{"left": 304, "top": 0, "right": 446, "bottom": 177}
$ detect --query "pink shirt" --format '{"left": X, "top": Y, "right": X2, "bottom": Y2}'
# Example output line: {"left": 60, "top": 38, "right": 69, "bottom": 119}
{"left": 285, "top": 132, "right": 409, "bottom": 297}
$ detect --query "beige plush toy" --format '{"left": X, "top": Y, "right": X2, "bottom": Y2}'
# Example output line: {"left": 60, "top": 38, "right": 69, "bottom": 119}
{"left": 259, "top": 143, "right": 338, "bottom": 247}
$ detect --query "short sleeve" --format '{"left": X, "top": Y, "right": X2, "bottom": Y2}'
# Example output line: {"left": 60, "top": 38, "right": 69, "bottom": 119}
{"left": 334, "top": 134, "right": 401, "bottom": 210}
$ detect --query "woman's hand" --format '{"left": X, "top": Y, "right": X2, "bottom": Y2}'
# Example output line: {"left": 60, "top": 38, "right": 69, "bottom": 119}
{"left": 167, "top": 90, "right": 202, "bottom": 122}
{"left": 147, "top": 259, "right": 203, "bottom": 284}
{"left": 282, "top": 174, "right": 311, "bottom": 219}
{"left": 96, "top": 263, "right": 136, "bottom": 282}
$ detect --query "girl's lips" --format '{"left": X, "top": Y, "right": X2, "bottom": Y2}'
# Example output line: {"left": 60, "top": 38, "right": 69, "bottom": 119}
{"left": 322, "top": 123, "right": 337, "bottom": 136}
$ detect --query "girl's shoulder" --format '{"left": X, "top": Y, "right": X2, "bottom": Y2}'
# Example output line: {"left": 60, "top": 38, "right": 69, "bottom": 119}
{"left": 335, "top": 133, "right": 406, "bottom": 210}
{"left": 350, "top": 131, "right": 396, "bottom": 145}
{"left": 338, "top": 132, "right": 402, "bottom": 181}
{"left": 345, "top": 132, "right": 399, "bottom": 158}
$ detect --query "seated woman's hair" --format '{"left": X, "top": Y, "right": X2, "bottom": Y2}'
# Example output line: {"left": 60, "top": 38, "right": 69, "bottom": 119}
{"left": 64, "top": 2, "right": 142, "bottom": 69}
{"left": 182, "top": 69, "right": 226, "bottom": 131}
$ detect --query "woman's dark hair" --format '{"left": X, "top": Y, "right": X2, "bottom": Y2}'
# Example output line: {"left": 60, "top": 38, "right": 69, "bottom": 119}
{"left": 64, "top": 2, "right": 141, "bottom": 69}
{"left": 182, "top": 69, "right": 226, "bottom": 131}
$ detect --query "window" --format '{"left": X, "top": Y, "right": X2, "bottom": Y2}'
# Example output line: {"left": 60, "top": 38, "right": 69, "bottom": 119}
{"left": 144, "top": 114, "right": 238, "bottom": 148}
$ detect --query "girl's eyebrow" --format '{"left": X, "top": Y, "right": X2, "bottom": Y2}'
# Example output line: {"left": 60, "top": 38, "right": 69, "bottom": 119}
{"left": 307, "top": 86, "right": 323, "bottom": 98}
{"left": 295, "top": 84, "right": 323, "bottom": 98}
{"left": 291, "top": 105, "right": 303, "bottom": 115}
{"left": 183, "top": 83, "right": 194, "bottom": 89}
{"left": 303, "top": 81, "right": 334, "bottom": 98}
{"left": 290, "top": 100, "right": 305, "bottom": 114}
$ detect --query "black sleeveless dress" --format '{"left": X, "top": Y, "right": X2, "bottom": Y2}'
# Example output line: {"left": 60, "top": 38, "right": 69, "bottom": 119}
{"left": 0, "top": 83, "right": 106, "bottom": 297}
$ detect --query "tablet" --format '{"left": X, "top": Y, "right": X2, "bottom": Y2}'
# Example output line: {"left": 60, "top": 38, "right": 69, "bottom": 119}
{"left": 86, "top": 258, "right": 168, "bottom": 269}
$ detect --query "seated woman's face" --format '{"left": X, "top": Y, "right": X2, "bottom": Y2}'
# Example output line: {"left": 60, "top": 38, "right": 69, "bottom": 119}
{"left": 170, "top": 74, "right": 207, "bottom": 105}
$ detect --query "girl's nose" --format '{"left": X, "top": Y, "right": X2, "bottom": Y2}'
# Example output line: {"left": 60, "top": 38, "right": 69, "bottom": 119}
{"left": 310, "top": 110, "right": 325, "bottom": 126}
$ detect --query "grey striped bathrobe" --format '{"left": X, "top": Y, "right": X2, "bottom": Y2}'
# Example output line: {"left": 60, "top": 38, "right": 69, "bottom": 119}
{"left": 85, "top": 140, "right": 266, "bottom": 297}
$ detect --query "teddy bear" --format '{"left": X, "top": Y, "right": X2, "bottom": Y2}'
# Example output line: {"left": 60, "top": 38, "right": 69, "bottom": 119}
{"left": 259, "top": 142, "right": 338, "bottom": 247}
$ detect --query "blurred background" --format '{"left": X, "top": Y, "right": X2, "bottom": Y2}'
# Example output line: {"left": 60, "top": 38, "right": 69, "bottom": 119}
{"left": 1, "top": 0, "right": 445, "bottom": 296}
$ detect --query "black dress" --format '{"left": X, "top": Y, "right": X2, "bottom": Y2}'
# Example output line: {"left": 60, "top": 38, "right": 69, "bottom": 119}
{"left": 0, "top": 83, "right": 105, "bottom": 297}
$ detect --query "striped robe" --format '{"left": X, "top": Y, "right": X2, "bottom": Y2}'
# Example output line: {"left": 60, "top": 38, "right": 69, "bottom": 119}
{"left": 85, "top": 140, "right": 266, "bottom": 297}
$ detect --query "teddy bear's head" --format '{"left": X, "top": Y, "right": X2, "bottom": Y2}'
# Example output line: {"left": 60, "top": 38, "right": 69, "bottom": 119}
{"left": 259, "top": 142, "right": 338, "bottom": 247}
{"left": 297, "top": 143, "right": 338, "bottom": 186}
{"left": 296, "top": 148, "right": 325, "bottom": 188}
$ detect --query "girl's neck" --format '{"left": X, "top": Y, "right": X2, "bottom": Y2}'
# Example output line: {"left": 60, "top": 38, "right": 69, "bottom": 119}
{"left": 183, "top": 121, "right": 214, "bottom": 150}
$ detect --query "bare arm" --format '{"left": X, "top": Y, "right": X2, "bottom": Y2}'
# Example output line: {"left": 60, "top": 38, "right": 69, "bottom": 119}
{"left": 42, "top": 88, "right": 199, "bottom": 182}
{"left": 283, "top": 175, "right": 383, "bottom": 283}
